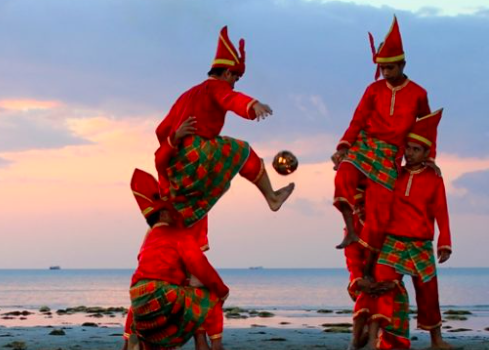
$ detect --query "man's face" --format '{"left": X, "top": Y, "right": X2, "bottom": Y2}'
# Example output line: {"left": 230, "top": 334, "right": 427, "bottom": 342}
{"left": 379, "top": 62, "right": 405, "bottom": 82}
{"left": 223, "top": 69, "right": 240, "bottom": 88}
{"left": 405, "top": 141, "right": 429, "bottom": 166}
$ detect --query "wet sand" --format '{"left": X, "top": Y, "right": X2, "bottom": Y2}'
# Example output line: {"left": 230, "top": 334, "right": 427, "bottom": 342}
{"left": 1, "top": 307, "right": 489, "bottom": 349}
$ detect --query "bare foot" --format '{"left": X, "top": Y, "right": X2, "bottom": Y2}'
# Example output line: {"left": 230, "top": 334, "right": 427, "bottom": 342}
{"left": 268, "top": 183, "right": 295, "bottom": 211}
{"left": 211, "top": 343, "right": 227, "bottom": 350}
{"left": 210, "top": 337, "right": 226, "bottom": 350}
{"left": 431, "top": 339, "right": 453, "bottom": 349}
{"left": 358, "top": 326, "right": 369, "bottom": 348}
{"left": 194, "top": 332, "right": 210, "bottom": 350}
{"left": 336, "top": 233, "right": 359, "bottom": 249}
{"left": 128, "top": 334, "right": 140, "bottom": 350}
{"left": 346, "top": 343, "right": 360, "bottom": 350}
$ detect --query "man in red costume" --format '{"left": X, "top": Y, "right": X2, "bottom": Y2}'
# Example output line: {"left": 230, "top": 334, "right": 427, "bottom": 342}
{"left": 123, "top": 169, "right": 229, "bottom": 350}
{"left": 154, "top": 26, "right": 294, "bottom": 228}
{"left": 344, "top": 185, "right": 410, "bottom": 350}
{"left": 332, "top": 16, "right": 439, "bottom": 252}
{"left": 369, "top": 109, "right": 453, "bottom": 350}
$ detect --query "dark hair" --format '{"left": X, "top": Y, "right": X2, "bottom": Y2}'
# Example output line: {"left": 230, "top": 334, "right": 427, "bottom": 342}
{"left": 146, "top": 211, "right": 160, "bottom": 227}
{"left": 207, "top": 67, "right": 227, "bottom": 77}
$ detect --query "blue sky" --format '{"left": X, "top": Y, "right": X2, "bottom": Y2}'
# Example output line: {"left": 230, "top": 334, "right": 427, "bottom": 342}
{"left": 0, "top": 0, "right": 488, "bottom": 268}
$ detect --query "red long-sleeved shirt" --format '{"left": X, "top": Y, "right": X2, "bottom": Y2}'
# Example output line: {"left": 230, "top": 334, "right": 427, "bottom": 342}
{"left": 337, "top": 79, "right": 435, "bottom": 159}
{"left": 131, "top": 223, "right": 228, "bottom": 299}
{"left": 155, "top": 77, "right": 257, "bottom": 145}
{"left": 385, "top": 166, "right": 452, "bottom": 252}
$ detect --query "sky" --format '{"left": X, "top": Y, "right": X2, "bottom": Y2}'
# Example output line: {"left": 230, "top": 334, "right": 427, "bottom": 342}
{"left": 0, "top": 0, "right": 488, "bottom": 269}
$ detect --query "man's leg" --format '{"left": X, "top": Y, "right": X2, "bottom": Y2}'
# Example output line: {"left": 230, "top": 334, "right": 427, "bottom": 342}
{"left": 361, "top": 179, "right": 394, "bottom": 276}
{"left": 201, "top": 302, "right": 226, "bottom": 350}
{"left": 334, "top": 162, "right": 365, "bottom": 248}
{"left": 239, "top": 147, "right": 294, "bottom": 212}
{"left": 412, "top": 275, "right": 452, "bottom": 349}
{"left": 349, "top": 293, "right": 371, "bottom": 350}
{"left": 369, "top": 263, "right": 404, "bottom": 349}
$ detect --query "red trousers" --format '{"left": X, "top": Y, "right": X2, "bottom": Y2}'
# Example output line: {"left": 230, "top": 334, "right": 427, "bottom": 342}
{"left": 199, "top": 302, "right": 224, "bottom": 339}
{"left": 239, "top": 146, "right": 264, "bottom": 183}
{"left": 374, "top": 263, "right": 442, "bottom": 330}
{"left": 334, "top": 162, "right": 394, "bottom": 250}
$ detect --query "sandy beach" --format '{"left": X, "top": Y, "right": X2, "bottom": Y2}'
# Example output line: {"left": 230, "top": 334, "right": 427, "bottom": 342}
{"left": 1, "top": 307, "right": 489, "bottom": 349}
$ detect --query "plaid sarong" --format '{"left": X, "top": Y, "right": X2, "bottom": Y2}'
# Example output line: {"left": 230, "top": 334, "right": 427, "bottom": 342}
{"left": 130, "top": 280, "right": 219, "bottom": 349}
{"left": 343, "top": 130, "right": 398, "bottom": 190}
{"left": 378, "top": 235, "right": 436, "bottom": 283}
{"left": 167, "top": 135, "right": 250, "bottom": 227}
{"left": 383, "top": 281, "right": 410, "bottom": 341}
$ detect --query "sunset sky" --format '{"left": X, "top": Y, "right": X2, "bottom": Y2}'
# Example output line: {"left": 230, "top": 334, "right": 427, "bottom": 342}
{"left": 0, "top": 0, "right": 488, "bottom": 268}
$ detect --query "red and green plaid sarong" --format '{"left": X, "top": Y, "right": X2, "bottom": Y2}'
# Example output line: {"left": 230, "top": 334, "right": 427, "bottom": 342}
{"left": 344, "top": 130, "right": 398, "bottom": 190}
{"left": 167, "top": 135, "right": 250, "bottom": 227}
{"left": 383, "top": 280, "right": 410, "bottom": 342}
{"left": 130, "top": 280, "right": 219, "bottom": 349}
{"left": 378, "top": 235, "right": 436, "bottom": 283}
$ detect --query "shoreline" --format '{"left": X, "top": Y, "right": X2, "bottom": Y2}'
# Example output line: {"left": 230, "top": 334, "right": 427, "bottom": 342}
{"left": 1, "top": 325, "right": 488, "bottom": 350}
{"left": 1, "top": 307, "right": 489, "bottom": 350}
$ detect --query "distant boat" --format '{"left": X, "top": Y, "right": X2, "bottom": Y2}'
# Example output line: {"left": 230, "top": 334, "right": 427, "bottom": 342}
{"left": 249, "top": 266, "right": 263, "bottom": 270}
{"left": 49, "top": 266, "right": 61, "bottom": 270}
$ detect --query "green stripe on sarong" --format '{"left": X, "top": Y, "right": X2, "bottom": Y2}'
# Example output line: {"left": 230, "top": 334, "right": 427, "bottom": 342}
{"left": 130, "top": 280, "right": 218, "bottom": 349}
{"left": 378, "top": 235, "right": 437, "bottom": 283}
{"left": 344, "top": 130, "right": 398, "bottom": 190}
{"left": 384, "top": 281, "right": 410, "bottom": 340}
{"left": 167, "top": 135, "right": 250, "bottom": 227}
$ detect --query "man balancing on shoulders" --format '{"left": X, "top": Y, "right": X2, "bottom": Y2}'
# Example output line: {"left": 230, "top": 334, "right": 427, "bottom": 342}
{"left": 154, "top": 26, "right": 294, "bottom": 229}
{"left": 331, "top": 16, "right": 440, "bottom": 256}
{"left": 369, "top": 109, "right": 453, "bottom": 350}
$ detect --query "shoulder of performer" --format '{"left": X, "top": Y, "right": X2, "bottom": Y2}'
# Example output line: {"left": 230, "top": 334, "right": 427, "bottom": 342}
{"left": 206, "top": 77, "right": 233, "bottom": 91}
{"left": 405, "top": 79, "right": 427, "bottom": 95}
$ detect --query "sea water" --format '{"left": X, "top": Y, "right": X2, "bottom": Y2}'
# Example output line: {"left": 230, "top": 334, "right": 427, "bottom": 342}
{"left": 1, "top": 268, "right": 488, "bottom": 311}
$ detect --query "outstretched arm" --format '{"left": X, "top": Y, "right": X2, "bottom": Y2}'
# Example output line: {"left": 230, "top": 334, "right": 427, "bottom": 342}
{"left": 179, "top": 235, "right": 229, "bottom": 300}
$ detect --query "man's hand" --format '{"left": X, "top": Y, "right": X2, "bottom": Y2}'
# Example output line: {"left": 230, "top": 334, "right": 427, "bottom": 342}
{"left": 425, "top": 161, "right": 442, "bottom": 177}
{"left": 174, "top": 116, "right": 197, "bottom": 144}
{"left": 331, "top": 149, "right": 347, "bottom": 170}
{"left": 356, "top": 278, "right": 374, "bottom": 293}
{"left": 253, "top": 102, "right": 273, "bottom": 121}
{"left": 369, "top": 281, "right": 396, "bottom": 296}
{"left": 438, "top": 249, "right": 451, "bottom": 264}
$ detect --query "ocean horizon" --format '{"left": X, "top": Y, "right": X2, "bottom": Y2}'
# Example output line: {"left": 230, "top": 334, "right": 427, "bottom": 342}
{"left": 1, "top": 268, "right": 488, "bottom": 311}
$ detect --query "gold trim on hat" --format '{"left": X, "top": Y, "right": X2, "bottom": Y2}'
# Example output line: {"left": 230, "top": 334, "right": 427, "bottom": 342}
{"left": 213, "top": 58, "right": 236, "bottom": 66}
{"left": 142, "top": 207, "right": 154, "bottom": 216}
{"left": 407, "top": 133, "right": 432, "bottom": 147}
{"left": 376, "top": 53, "right": 405, "bottom": 63}
{"left": 417, "top": 108, "right": 443, "bottom": 121}
{"left": 133, "top": 191, "right": 153, "bottom": 203}
{"left": 219, "top": 34, "right": 240, "bottom": 63}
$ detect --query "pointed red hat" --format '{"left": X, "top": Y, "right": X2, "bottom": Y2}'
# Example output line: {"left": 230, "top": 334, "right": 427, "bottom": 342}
{"left": 369, "top": 16, "right": 405, "bottom": 79}
{"left": 211, "top": 26, "right": 246, "bottom": 76}
{"left": 407, "top": 109, "right": 443, "bottom": 149}
{"left": 130, "top": 168, "right": 168, "bottom": 218}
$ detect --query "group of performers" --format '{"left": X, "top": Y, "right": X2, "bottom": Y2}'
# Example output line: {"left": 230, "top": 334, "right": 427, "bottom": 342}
{"left": 333, "top": 16, "right": 453, "bottom": 350}
{"left": 121, "top": 16, "right": 453, "bottom": 350}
